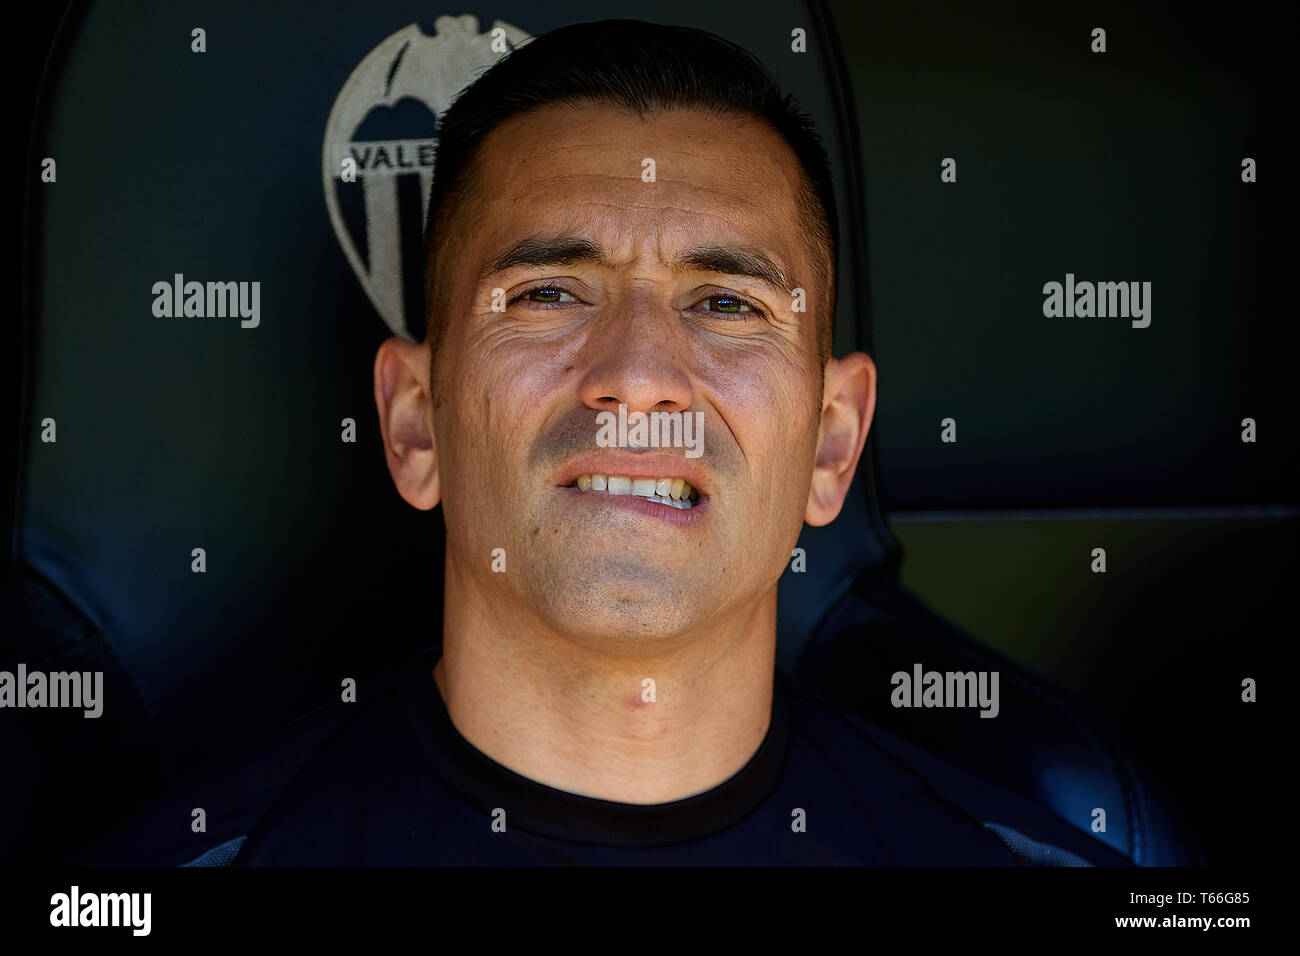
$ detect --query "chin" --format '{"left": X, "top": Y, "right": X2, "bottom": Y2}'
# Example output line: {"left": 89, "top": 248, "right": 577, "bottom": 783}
{"left": 533, "top": 582, "right": 706, "bottom": 646}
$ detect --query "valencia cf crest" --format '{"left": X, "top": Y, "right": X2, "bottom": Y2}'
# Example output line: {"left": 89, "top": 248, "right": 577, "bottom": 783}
{"left": 323, "top": 15, "right": 532, "bottom": 340}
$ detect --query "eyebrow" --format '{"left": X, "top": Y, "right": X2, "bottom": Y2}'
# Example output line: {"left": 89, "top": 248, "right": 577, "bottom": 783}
{"left": 481, "top": 235, "right": 796, "bottom": 293}
{"left": 483, "top": 236, "right": 604, "bottom": 278}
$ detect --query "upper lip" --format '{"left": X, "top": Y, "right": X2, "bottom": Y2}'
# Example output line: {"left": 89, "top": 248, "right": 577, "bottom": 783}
{"left": 555, "top": 452, "right": 714, "bottom": 497}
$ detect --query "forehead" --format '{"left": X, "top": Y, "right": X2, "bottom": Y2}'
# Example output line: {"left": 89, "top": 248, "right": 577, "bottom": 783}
{"left": 463, "top": 101, "right": 812, "bottom": 272}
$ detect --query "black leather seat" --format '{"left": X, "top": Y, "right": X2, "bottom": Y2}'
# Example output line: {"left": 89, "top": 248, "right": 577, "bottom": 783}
{"left": 4, "top": 0, "right": 1201, "bottom": 865}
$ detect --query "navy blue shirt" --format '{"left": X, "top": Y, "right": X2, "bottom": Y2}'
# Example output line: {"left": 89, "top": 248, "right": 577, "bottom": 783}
{"left": 208, "top": 656, "right": 1129, "bottom": 866}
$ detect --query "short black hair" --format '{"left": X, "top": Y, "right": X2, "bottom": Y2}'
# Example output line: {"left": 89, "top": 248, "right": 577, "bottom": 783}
{"left": 423, "top": 18, "right": 838, "bottom": 375}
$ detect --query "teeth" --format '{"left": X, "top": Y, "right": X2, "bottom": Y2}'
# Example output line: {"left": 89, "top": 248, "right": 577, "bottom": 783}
{"left": 573, "top": 474, "right": 702, "bottom": 508}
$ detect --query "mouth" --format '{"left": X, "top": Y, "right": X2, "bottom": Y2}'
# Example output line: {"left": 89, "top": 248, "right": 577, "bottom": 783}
{"left": 565, "top": 474, "right": 702, "bottom": 510}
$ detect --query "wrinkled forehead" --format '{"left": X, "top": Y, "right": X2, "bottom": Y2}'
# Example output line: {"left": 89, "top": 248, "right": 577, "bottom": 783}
{"left": 463, "top": 101, "right": 813, "bottom": 271}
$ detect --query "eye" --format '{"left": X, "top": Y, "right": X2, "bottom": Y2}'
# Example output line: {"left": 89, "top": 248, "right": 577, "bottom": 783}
{"left": 510, "top": 285, "right": 580, "bottom": 307}
{"left": 692, "top": 293, "right": 765, "bottom": 318}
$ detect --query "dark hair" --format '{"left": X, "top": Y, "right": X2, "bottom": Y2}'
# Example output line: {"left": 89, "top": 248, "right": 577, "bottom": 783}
{"left": 423, "top": 18, "right": 838, "bottom": 370}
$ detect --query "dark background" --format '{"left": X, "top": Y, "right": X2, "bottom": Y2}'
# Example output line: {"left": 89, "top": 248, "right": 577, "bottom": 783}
{"left": 4, "top": 0, "right": 1287, "bottom": 869}
{"left": 832, "top": 1, "right": 1286, "bottom": 869}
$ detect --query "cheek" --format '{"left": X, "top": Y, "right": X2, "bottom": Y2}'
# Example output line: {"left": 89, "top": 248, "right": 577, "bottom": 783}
{"left": 695, "top": 343, "right": 821, "bottom": 446}
{"left": 697, "top": 346, "right": 821, "bottom": 518}
{"left": 445, "top": 327, "right": 577, "bottom": 481}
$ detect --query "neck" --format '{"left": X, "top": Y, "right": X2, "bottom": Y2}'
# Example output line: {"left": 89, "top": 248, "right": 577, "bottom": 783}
{"left": 435, "top": 558, "right": 779, "bottom": 804}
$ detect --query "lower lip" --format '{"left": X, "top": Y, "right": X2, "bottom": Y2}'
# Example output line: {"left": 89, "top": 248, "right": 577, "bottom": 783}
{"left": 556, "top": 485, "right": 711, "bottom": 526}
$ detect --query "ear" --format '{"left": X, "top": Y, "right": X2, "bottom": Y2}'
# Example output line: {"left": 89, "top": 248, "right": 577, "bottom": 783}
{"left": 806, "top": 351, "right": 876, "bottom": 527}
{"left": 373, "top": 337, "right": 440, "bottom": 510}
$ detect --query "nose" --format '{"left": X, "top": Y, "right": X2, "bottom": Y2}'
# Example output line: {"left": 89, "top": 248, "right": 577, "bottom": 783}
{"left": 577, "top": 291, "right": 695, "bottom": 417}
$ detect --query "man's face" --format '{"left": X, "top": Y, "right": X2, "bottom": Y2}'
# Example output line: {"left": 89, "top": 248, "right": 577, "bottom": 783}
{"left": 430, "top": 102, "right": 832, "bottom": 647}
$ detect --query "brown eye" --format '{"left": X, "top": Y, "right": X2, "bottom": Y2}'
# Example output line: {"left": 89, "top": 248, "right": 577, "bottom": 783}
{"left": 697, "top": 294, "right": 762, "bottom": 317}
{"left": 511, "top": 286, "right": 578, "bottom": 306}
